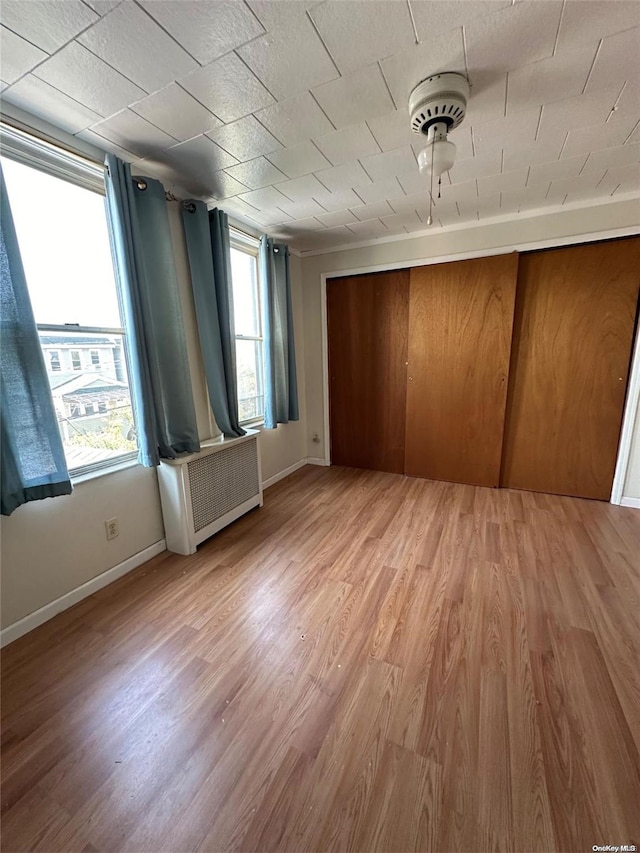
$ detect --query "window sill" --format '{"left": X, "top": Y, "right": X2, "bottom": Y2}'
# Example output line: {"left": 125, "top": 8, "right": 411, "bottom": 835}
{"left": 70, "top": 456, "right": 140, "bottom": 485}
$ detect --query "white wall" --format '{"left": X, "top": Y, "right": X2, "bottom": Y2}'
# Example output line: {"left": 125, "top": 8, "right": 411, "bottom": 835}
{"left": 300, "top": 198, "right": 640, "bottom": 499}
{"left": 0, "top": 466, "right": 164, "bottom": 630}
{"left": 0, "top": 175, "right": 309, "bottom": 635}
{"left": 255, "top": 252, "right": 309, "bottom": 484}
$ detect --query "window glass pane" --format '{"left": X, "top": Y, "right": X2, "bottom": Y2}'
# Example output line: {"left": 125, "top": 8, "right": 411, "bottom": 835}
{"left": 1, "top": 155, "right": 122, "bottom": 327}
{"left": 236, "top": 338, "right": 264, "bottom": 423}
{"left": 41, "top": 330, "right": 137, "bottom": 470}
{"left": 230, "top": 247, "right": 260, "bottom": 337}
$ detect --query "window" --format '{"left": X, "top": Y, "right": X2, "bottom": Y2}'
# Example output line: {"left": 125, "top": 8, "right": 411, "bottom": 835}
{"left": 230, "top": 231, "right": 264, "bottom": 424}
{"left": 1, "top": 130, "right": 138, "bottom": 477}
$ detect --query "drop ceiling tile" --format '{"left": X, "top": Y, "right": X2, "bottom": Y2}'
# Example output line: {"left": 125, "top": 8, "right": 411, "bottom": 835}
{"left": 207, "top": 115, "right": 282, "bottom": 162}
{"left": 506, "top": 50, "right": 595, "bottom": 114}
{"left": 410, "top": 1, "right": 510, "bottom": 41}
{"left": 596, "top": 161, "right": 640, "bottom": 194}
{"left": 346, "top": 218, "right": 389, "bottom": 237}
{"left": 353, "top": 179, "right": 404, "bottom": 204}
{"left": 311, "top": 65, "right": 395, "bottom": 129}
{"left": 294, "top": 226, "right": 354, "bottom": 251}
{"left": 85, "top": 109, "right": 178, "bottom": 158}
{"left": 472, "top": 108, "right": 540, "bottom": 157}
{"left": 238, "top": 8, "right": 338, "bottom": 101}
{"left": 448, "top": 150, "right": 502, "bottom": 184}
{"left": 360, "top": 145, "right": 418, "bottom": 183}
{"left": 466, "top": 72, "right": 507, "bottom": 123}
{"left": 585, "top": 26, "right": 640, "bottom": 94}
{"left": 275, "top": 173, "right": 332, "bottom": 202}
{"left": 139, "top": 1, "right": 265, "bottom": 66}
{"left": 502, "top": 183, "right": 551, "bottom": 212}
{"left": 0, "top": 26, "right": 47, "bottom": 85}
{"left": 78, "top": 3, "right": 197, "bottom": 94}
{"left": 314, "top": 123, "right": 381, "bottom": 166}
{"left": 244, "top": 207, "right": 292, "bottom": 227}
{"left": 367, "top": 110, "right": 414, "bottom": 152}
{"left": 458, "top": 192, "right": 502, "bottom": 219}
{"left": 2, "top": 75, "right": 102, "bottom": 133}
{"left": 209, "top": 172, "right": 250, "bottom": 200}
{"left": 220, "top": 196, "right": 262, "bottom": 218}
{"left": 616, "top": 82, "right": 640, "bottom": 114}
{"left": 33, "top": 41, "right": 145, "bottom": 117}
{"left": 1, "top": 1, "right": 98, "bottom": 54}
{"left": 561, "top": 112, "right": 638, "bottom": 159}
{"left": 316, "top": 209, "right": 359, "bottom": 228}
{"left": 238, "top": 186, "right": 292, "bottom": 211}
{"left": 350, "top": 200, "right": 394, "bottom": 221}
{"left": 311, "top": 187, "right": 364, "bottom": 211}
{"left": 556, "top": 1, "right": 640, "bottom": 56}
{"left": 309, "top": 1, "right": 415, "bottom": 75}
{"left": 436, "top": 178, "right": 479, "bottom": 203}
{"left": 502, "top": 135, "right": 565, "bottom": 171}
{"left": 84, "top": 1, "right": 120, "bottom": 13}
{"left": 581, "top": 141, "right": 640, "bottom": 174}
{"left": 464, "top": 1, "right": 562, "bottom": 74}
{"left": 75, "top": 128, "right": 139, "bottom": 160}
{"left": 180, "top": 53, "right": 274, "bottom": 124}
{"left": 528, "top": 155, "right": 589, "bottom": 186}
{"left": 131, "top": 84, "right": 222, "bottom": 142}
{"left": 225, "top": 157, "right": 288, "bottom": 190}
{"left": 437, "top": 208, "right": 462, "bottom": 227}
{"left": 266, "top": 142, "right": 331, "bottom": 179}
{"left": 163, "top": 135, "right": 239, "bottom": 190}
{"left": 255, "top": 92, "right": 334, "bottom": 147}
{"left": 277, "top": 198, "right": 329, "bottom": 219}
{"left": 477, "top": 168, "right": 528, "bottom": 195}
{"left": 537, "top": 87, "right": 622, "bottom": 141}
{"left": 315, "top": 161, "right": 372, "bottom": 192}
{"left": 380, "top": 30, "right": 466, "bottom": 107}
{"left": 387, "top": 191, "right": 431, "bottom": 214}
{"left": 284, "top": 217, "right": 326, "bottom": 232}
{"left": 545, "top": 172, "right": 604, "bottom": 204}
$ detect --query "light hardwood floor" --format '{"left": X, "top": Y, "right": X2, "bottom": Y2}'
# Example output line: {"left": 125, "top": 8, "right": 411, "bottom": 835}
{"left": 2, "top": 465, "right": 640, "bottom": 852}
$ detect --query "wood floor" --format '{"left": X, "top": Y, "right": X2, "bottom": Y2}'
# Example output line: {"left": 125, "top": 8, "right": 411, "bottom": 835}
{"left": 2, "top": 465, "right": 640, "bottom": 853}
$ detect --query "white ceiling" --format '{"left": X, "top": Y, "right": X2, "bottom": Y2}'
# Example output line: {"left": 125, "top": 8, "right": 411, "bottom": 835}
{"left": 1, "top": 0, "right": 639, "bottom": 254}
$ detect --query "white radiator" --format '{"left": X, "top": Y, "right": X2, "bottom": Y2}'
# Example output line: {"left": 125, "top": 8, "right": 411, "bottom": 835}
{"left": 157, "top": 429, "right": 263, "bottom": 555}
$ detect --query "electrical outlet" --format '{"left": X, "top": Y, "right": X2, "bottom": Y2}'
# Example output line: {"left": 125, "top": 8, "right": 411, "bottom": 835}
{"left": 105, "top": 517, "right": 119, "bottom": 540}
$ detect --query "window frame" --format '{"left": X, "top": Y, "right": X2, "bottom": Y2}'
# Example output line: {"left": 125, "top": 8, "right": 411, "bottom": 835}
{"left": 0, "top": 122, "right": 139, "bottom": 479}
{"left": 229, "top": 228, "right": 265, "bottom": 427}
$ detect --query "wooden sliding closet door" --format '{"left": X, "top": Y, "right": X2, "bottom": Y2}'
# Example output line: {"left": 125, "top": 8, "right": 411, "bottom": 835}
{"left": 327, "top": 270, "right": 410, "bottom": 473}
{"left": 405, "top": 254, "right": 518, "bottom": 486}
{"left": 501, "top": 238, "right": 640, "bottom": 500}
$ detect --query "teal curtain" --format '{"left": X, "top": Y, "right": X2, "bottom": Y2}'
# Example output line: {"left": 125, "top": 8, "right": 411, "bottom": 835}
{"left": 260, "top": 237, "right": 299, "bottom": 429}
{"left": 1, "top": 164, "right": 72, "bottom": 516}
{"left": 104, "top": 155, "right": 199, "bottom": 466}
{"left": 181, "top": 202, "right": 245, "bottom": 438}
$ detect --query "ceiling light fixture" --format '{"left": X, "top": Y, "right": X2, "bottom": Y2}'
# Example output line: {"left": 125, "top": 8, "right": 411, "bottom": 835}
{"left": 409, "top": 72, "right": 470, "bottom": 225}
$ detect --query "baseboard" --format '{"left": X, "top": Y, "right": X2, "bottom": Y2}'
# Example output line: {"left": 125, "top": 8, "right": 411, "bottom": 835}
{"left": 263, "top": 457, "right": 331, "bottom": 489}
{"left": 0, "top": 540, "right": 166, "bottom": 648}
{"left": 620, "top": 496, "right": 640, "bottom": 509}
{"left": 262, "top": 458, "right": 308, "bottom": 489}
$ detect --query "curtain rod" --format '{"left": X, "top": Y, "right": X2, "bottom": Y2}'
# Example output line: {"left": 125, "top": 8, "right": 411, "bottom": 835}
{"left": 131, "top": 178, "right": 262, "bottom": 243}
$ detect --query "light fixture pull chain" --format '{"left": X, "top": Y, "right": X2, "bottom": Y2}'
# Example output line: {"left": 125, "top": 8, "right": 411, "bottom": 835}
{"left": 427, "top": 131, "right": 435, "bottom": 226}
